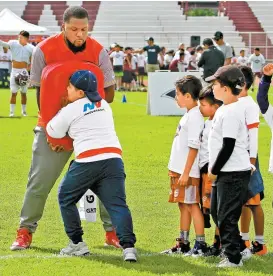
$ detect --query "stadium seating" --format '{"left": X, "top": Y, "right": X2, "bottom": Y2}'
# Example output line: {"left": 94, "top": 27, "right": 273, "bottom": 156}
{"left": 92, "top": 1, "right": 245, "bottom": 53}
{"left": 38, "top": 5, "right": 60, "bottom": 32}
{"left": 248, "top": 1, "right": 273, "bottom": 43}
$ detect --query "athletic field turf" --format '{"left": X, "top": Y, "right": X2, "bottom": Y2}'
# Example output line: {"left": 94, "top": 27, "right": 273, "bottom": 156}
{"left": 0, "top": 88, "right": 273, "bottom": 276}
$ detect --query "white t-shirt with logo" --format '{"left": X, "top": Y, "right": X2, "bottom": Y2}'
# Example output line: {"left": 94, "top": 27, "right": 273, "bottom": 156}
{"left": 199, "top": 119, "right": 212, "bottom": 169}
{"left": 46, "top": 98, "right": 121, "bottom": 163}
{"left": 208, "top": 102, "right": 251, "bottom": 172}
{"left": 137, "top": 53, "right": 146, "bottom": 67}
{"left": 110, "top": 51, "right": 125, "bottom": 66}
{"left": 237, "top": 56, "right": 248, "bottom": 66}
{"left": 131, "top": 55, "right": 138, "bottom": 70}
{"left": 248, "top": 54, "right": 265, "bottom": 73}
{"left": 0, "top": 51, "right": 11, "bottom": 69}
{"left": 168, "top": 106, "right": 204, "bottom": 177}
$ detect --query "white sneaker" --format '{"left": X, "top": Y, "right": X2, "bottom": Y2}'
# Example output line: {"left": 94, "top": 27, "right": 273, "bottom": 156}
{"left": 22, "top": 112, "right": 27, "bottom": 117}
{"left": 241, "top": 247, "right": 252, "bottom": 261}
{"left": 60, "top": 241, "right": 90, "bottom": 256}
{"left": 9, "top": 113, "right": 14, "bottom": 117}
{"left": 123, "top": 247, "right": 137, "bottom": 262}
{"left": 217, "top": 258, "right": 243, "bottom": 268}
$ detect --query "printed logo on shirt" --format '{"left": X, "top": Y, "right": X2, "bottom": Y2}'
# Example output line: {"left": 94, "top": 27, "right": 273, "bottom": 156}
{"left": 83, "top": 101, "right": 102, "bottom": 112}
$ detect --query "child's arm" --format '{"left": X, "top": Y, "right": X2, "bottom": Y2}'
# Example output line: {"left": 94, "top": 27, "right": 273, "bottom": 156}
{"left": 209, "top": 113, "right": 239, "bottom": 180}
{"left": 257, "top": 64, "right": 273, "bottom": 129}
{"left": 46, "top": 105, "right": 72, "bottom": 139}
{"left": 178, "top": 148, "right": 198, "bottom": 186}
{"left": 178, "top": 115, "right": 204, "bottom": 186}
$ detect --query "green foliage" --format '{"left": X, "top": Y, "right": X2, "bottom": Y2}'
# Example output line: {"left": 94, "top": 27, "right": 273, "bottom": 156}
{"left": 187, "top": 8, "right": 217, "bottom": 17}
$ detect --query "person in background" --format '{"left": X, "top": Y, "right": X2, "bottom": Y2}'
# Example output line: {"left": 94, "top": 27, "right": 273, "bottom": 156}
{"left": 142, "top": 37, "right": 160, "bottom": 73}
{"left": 188, "top": 50, "right": 198, "bottom": 71}
{"left": 0, "top": 47, "right": 11, "bottom": 88}
{"left": 169, "top": 52, "right": 187, "bottom": 72}
{"left": 123, "top": 47, "right": 133, "bottom": 91}
{"left": 197, "top": 38, "right": 225, "bottom": 80}
{"left": 213, "top": 31, "right": 232, "bottom": 65}
{"left": 164, "top": 50, "right": 174, "bottom": 70}
{"left": 237, "top": 49, "right": 248, "bottom": 66}
{"left": 231, "top": 46, "right": 237, "bottom": 65}
{"left": 248, "top": 48, "right": 265, "bottom": 92}
{"left": 136, "top": 49, "right": 146, "bottom": 87}
{"left": 110, "top": 44, "right": 124, "bottom": 91}
{"left": 158, "top": 47, "right": 166, "bottom": 70}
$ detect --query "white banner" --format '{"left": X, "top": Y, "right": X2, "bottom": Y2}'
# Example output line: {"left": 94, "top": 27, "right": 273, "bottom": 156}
{"left": 78, "top": 190, "right": 97, "bottom": 222}
{"left": 147, "top": 71, "right": 202, "bottom": 116}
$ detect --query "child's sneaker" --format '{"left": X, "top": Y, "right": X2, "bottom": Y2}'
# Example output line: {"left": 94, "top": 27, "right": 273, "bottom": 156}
{"left": 161, "top": 238, "right": 191, "bottom": 254}
{"left": 60, "top": 241, "right": 90, "bottom": 256}
{"left": 241, "top": 247, "right": 252, "bottom": 260}
{"left": 184, "top": 240, "right": 209, "bottom": 257}
{"left": 204, "top": 244, "right": 221, "bottom": 257}
{"left": 251, "top": 241, "right": 268, "bottom": 255}
{"left": 123, "top": 247, "right": 137, "bottom": 262}
{"left": 217, "top": 257, "right": 243, "bottom": 268}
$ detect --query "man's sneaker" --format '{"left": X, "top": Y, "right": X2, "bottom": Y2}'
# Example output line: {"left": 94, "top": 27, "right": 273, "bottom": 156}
{"left": 251, "top": 241, "right": 268, "bottom": 256}
{"left": 104, "top": 231, "right": 121, "bottom": 248}
{"left": 10, "top": 228, "right": 32, "bottom": 251}
{"left": 60, "top": 241, "right": 90, "bottom": 256}
{"left": 217, "top": 258, "right": 243, "bottom": 268}
{"left": 123, "top": 247, "right": 137, "bottom": 262}
{"left": 241, "top": 247, "right": 252, "bottom": 261}
{"left": 204, "top": 244, "right": 221, "bottom": 257}
{"left": 161, "top": 238, "right": 191, "bottom": 254}
{"left": 184, "top": 240, "right": 209, "bottom": 257}
{"left": 22, "top": 112, "right": 27, "bottom": 117}
{"left": 9, "top": 112, "right": 14, "bottom": 117}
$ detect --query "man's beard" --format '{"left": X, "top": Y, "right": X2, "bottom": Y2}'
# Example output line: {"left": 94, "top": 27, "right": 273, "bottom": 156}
{"left": 65, "top": 37, "right": 86, "bottom": 53}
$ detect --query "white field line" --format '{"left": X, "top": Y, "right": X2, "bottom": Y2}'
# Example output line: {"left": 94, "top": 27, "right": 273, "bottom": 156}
{"left": 0, "top": 252, "right": 162, "bottom": 260}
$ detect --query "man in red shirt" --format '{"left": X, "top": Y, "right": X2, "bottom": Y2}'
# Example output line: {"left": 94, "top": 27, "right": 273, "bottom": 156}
{"left": 11, "top": 6, "right": 119, "bottom": 251}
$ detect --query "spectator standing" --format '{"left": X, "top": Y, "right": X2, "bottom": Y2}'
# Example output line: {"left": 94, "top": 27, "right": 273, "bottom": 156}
{"left": 143, "top": 37, "right": 160, "bottom": 72}
{"left": 164, "top": 50, "right": 174, "bottom": 70}
{"left": 136, "top": 49, "right": 146, "bottom": 86}
{"left": 0, "top": 47, "right": 11, "bottom": 88}
{"left": 110, "top": 44, "right": 124, "bottom": 91}
{"left": 169, "top": 52, "right": 187, "bottom": 72}
{"left": 214, "top": 31, "right": 233, "bottom": 65}
{"left": 197, "top": 38, "right": 225, "bottom": 80}
{"left": 237, "top": 49, "right": 248, "bottom": 66}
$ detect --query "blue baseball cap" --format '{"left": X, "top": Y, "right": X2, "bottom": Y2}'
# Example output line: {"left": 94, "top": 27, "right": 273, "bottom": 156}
{"left": 70, "top": 70, "right": 102, "bottom": 102}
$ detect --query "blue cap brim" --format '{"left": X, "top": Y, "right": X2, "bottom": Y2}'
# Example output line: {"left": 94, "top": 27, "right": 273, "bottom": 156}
{"left": 85, "top": 91, "right": 102, "bottom": 102}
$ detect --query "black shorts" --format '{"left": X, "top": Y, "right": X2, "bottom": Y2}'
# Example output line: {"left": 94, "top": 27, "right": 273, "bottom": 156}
{"left": 122, "top": 70, "right": 133, "bottom": 84}
{"left": 138, "top": 67, "right": 145, "bottom": 76}
{"left": 132, "top": 71, "right": 137, "bottom": 81}
{"left": 113, "top": 65, "right": 123, "bottom": 73}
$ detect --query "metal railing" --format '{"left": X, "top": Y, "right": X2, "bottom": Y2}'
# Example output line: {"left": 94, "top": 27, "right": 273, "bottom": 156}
{"left": 88, "top": 31, "right": 273, "bottom": 61}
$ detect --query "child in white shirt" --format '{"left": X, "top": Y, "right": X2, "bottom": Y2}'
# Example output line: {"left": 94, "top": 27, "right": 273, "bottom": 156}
{"left": 162, "top": 75, "right": 207, "bottom": 257}
{"left": 46, "top": 70, "right": 137, "bottom": 262}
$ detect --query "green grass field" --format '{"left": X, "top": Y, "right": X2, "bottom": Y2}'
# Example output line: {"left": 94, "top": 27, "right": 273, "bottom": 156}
{"left": 0, "top": 88, "right": 273, "bottom": 276}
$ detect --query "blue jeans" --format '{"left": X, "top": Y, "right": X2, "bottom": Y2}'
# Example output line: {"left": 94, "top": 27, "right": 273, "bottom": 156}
{"left": 58, "top": 158, "right": 136, "bottom": 248}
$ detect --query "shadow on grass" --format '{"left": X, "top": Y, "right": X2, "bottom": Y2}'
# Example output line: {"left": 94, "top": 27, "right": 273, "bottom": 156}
{"left": 30, "top": 246, "right": 60, "bottom": 255}
{"left": 0, "top": 116, "right": 38, "bottom": 119}
{"left": 78, "top": 248, "right": 273, "bottom": 276}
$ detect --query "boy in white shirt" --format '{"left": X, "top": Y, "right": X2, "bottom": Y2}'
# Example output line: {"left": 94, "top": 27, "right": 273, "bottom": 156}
{"left": 110, "top": 44, "right": 124, "bottom": 91}
{"left": 206, "top": 66, "right": 251, "bottom": 268}
{"left": 162, "top": 76, "right": 208, "bottom": 257}
{"left": 237, "top": 50, "right": 248, "bottom": 66}
{"left": 238, "top": 65, "right": 267, "bottom": 256}
{"left": 46, "top": 70, "right": 137, "bottom": 262}
{"left": 136, "top": 49, "right": 146, "bottom": 87}
{"left": 248, "top": 48, "right": 265, "bottom": 92}
{"left": 198, "top": 84, "right": 223, "bottom": 256}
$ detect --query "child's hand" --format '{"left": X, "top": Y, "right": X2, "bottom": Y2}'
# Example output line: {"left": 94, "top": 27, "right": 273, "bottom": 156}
{"left": 263, "top": 63, "right": 273, "bottom": 76}
{"left": 178, "top": 173, "right": 189, "bottom": 186}
{"left": 208, "top": 172, "right": 217, "bottom": 181}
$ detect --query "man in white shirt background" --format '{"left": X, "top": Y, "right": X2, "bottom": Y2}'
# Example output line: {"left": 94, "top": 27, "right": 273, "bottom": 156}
{"left": 0, "top": 47, "right": 11, "bottom": 88}
{"left": 248, "top": 48, "right": 265, "bottom": 92}
{"left": 0, "top": 30, "right": 34, "bottom": 117}
{"left": 110, "top": 44, "right": 124, "bottom": 91}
